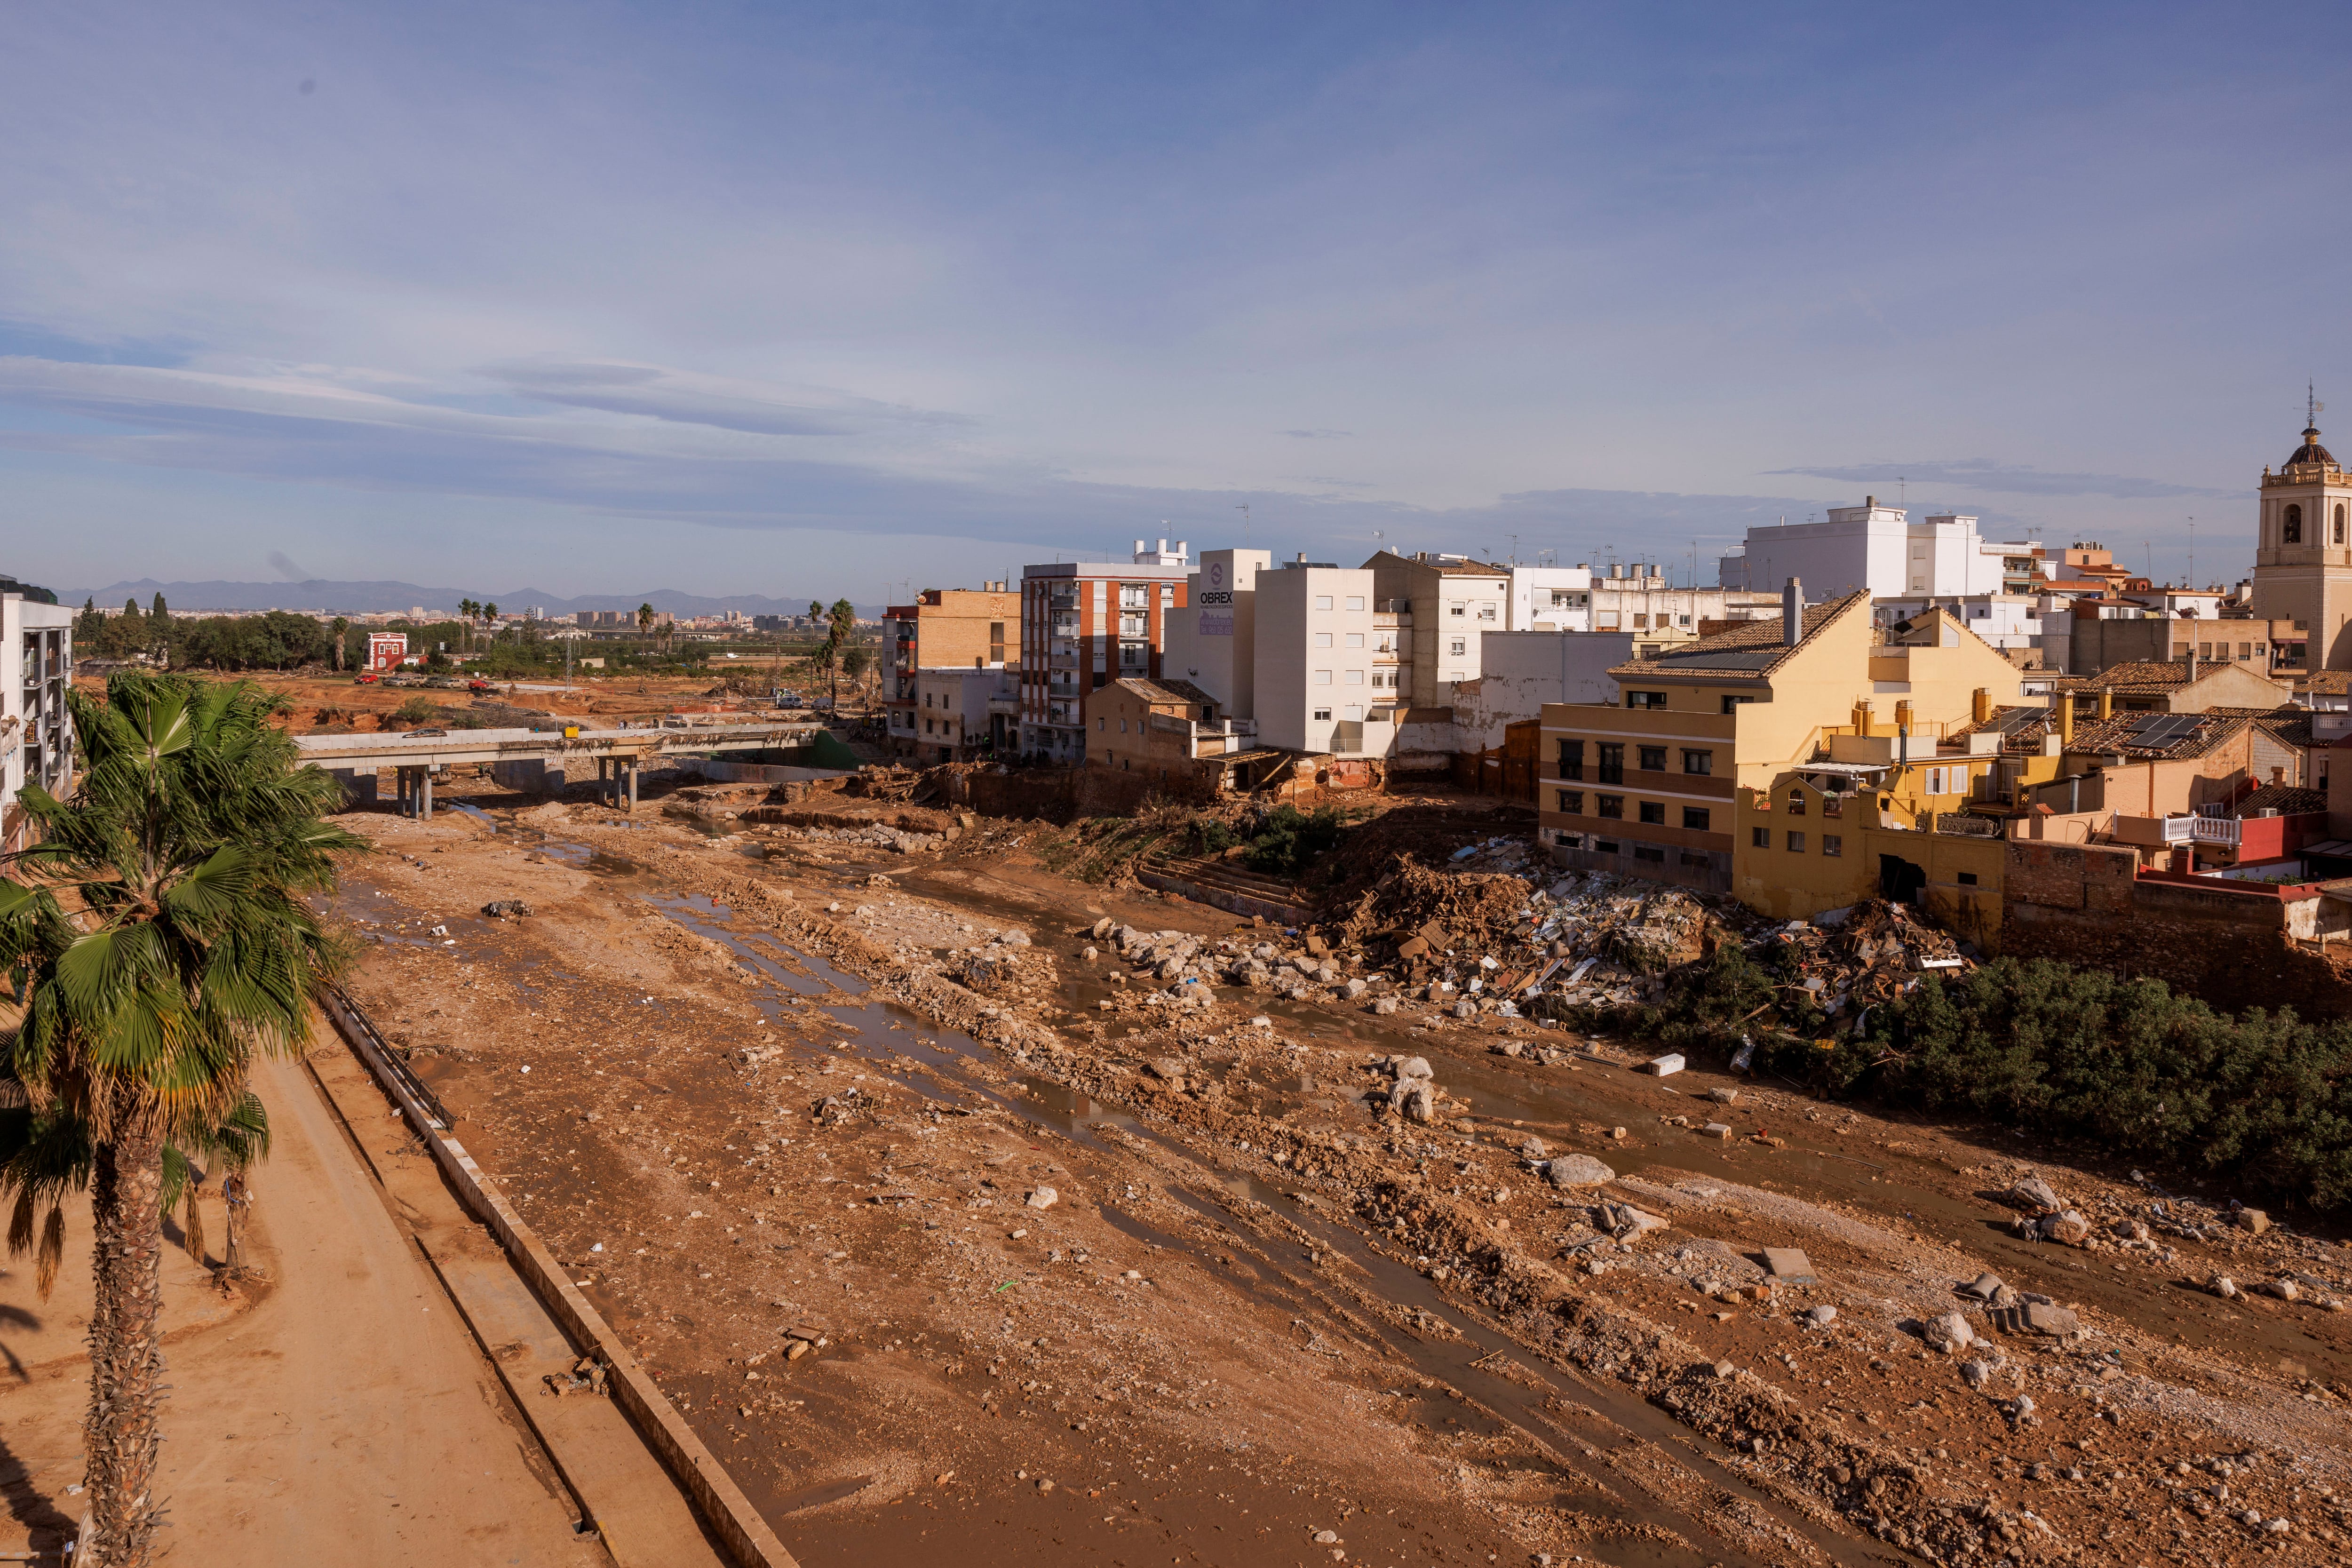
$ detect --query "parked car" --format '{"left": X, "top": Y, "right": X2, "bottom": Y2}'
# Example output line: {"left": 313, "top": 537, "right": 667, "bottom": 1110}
{"left": 354, "top": 672, "right": 380, "bottom": 684}
{"left": 467, "top": 678, "right": 494, "bottom": 693}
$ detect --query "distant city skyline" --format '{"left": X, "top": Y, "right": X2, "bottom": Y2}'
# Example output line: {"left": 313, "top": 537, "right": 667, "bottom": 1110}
{"left": 4, "top": 3, "right": 2347, "bottom": 597}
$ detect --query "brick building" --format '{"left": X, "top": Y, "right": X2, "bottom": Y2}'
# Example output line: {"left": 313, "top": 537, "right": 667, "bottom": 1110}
{"left": 881, "top": 586, "right": 1017, "bottom": 756}
{"left": 1018, "top": 541, "right": 1190, "bottom": 763}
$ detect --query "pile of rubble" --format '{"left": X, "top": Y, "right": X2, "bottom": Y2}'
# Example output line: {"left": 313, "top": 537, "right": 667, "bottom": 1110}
{"left": 766, "top": 821, "right": 946, "bottom": 854}
{"left": 1762, "top": 900, "right": 1974, "bottom": 1026}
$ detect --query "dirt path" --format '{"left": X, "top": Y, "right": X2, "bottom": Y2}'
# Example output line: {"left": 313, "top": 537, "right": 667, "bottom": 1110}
{"left": 0, "top": 1051, "right": 609, "bottom": 1567}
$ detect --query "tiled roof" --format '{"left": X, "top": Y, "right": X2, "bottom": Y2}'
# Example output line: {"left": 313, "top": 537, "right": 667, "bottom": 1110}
{"left": 2083, "top": 661, "right": 2192, "bottom": 689}
{"left": 2304, "top": 671, "right": 2352, "bottom": 696}
{"left": 1608, "top": 590, "right": 1870, "bottom": 682}
{"left": 2251, "top": 710, "right": 2316, "bottom": 748}
{"left": 2066, "top": 709, "right": 2250, "bottom": 760}
{"left": 2238, "top": 783, "right": 2328, "bottom": 816}
{"left": 1111, "top": 676, "right": 1219, "bottom": 708}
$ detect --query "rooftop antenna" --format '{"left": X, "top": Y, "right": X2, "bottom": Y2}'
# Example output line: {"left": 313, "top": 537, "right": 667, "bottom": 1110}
{"left": 1235, "top": 502, "right": 1251, "bottom": 542}
{"left": 1507, "top": 533, "right": 1520, "bottom": 565}
{"left": 2311, "top": 380, "right": 2325, "bottom": 428}
{"left": 2186, "top": 517, "right": 2194, "bottom": 589}
{"left": 1899, "top": 475, "right": 1907, "bottom": 505}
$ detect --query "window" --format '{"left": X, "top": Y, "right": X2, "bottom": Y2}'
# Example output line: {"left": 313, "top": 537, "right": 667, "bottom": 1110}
{"left": 1638, "top": 746, "right": 1667, "bottom": 772}
{"left": 1786, "top": 831, "right": 1805, "bottom": 852}
{"left": 1683, "top": 748, "right": 1712, "bottom": 775}
{"left": 1683, "top": 806, "right": 1710, "bottom": 831}
{"left": 1121, "top": 583, "right": 1147, "bottom": 609}
{"left": 1314, "top": 669, "right": 1333, "bottom": 685}
{"left": 1315, "top": 632, "right": 1333, "bottom": 647}
{"left": 1751, "top": 826, "right": 1771, "bottom": 849}
{"left": 1633, "top": 845, "right": 1665, "bottom": 862}
{"left": 1632, "top": 613, "right": 1648, "bottom": 629}
{"left": 1449, "top": 638, "right": 1467, "bottom": 655}
{"left": 1596, "top": 742, "right": 1624, "bottom": 783}
{"left": 1558, "top": 739, "right": 1584, "bottom": 780}
{"left": 1596, "top": 794, "right": 1624, "bottom": 819}
{"left": 2197, "top": 643, "right": 2212, "bottom": 661}
{"left": 1096, "top": 716, "right": 1105, "bottom": 731}
{"left": 1592, "top": 839, "right": 1619, "bottom": 854}
{"left": 2339, "top": 504, "right": 2348, "bottom": 545}
{"left": 1625, "top": 690, "right": 1667, "bottom": 709}
{"left": 989, "top": 621, "right": 1005, "bottom": 662}
{"left": 1638, "top": 800, "right": 1665, "bottom": 825}
{"left": 1722, "top": 694, "right": 1756, "bottom": 714}
{"left": 2285, "top": 503, "right": 2304, "bottom": 543}
{"left": 1957, "top": 871, "right": 1979, "bottom": 885}
{"left": 1677, "top": 614, "right": 1692, "bottom": 626}
{"left": 1344, "top": 669, "right": 1364, "bottom": 684}
{"left": 1449, "top": 604, "right": 1466, "bottom": 617}
{"left": 1557, "top": 789, "right": 1583, "bottom": 814}
{"left": 1344, "top": 703, "right": 1363, "bottom": 720}
{"left": 1680, "top": 852, "right": 1708, "bottom": 868}
{"left": 2238, "top": 642, "right": 2252, "bottom": 660}
{"left": 923, "top": 691, "right": 933, "bottom": 707}
{"left": 1312, "top": 707, "right": 1332, "bottom": 721}
{"left": 1315, "top": 596, "right": 1334, "bottom": 611}
{"left": 1787, "top": 791, "right": 1806, "bottom": 814}
{"left": 1345, "top": 596, "right": 1365, "bottom": 611}
{"left": 1478, "top": 604, "right": 1496, "bottom": 621}
{"left": 1345, "top": 632, "right": 1364, "bottom": 648}
{"left": 1821, "top": 834, "right": 1841, "bottom": 857}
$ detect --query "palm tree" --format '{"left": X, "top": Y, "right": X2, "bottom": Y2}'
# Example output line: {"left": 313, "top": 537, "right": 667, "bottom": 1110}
{"left": 458, "top": 599, "right": 479, "bottom": 654}
{"left": 824, "top": 598, "right": 856, "bottom": 710}
{"left": 637, "top": 602, "right": 655, "bottom": 645}
{"left": 0, "top": 672, "right": 362, "bottom": 1567}
{"left": 482, "top": 603, "right": 499, "bottom": 650}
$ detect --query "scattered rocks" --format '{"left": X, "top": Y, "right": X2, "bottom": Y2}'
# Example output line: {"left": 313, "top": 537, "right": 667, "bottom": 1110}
{"left": 1806, "top": 1305, "right": 1837, "bottom": 1327}
{"left": 2006, "top": 1175, "right": 2064, "bottom": 1212}
{"left": 2211, "top": 1275, "right": 2241, "bottom": 1299}
{"left": 480, "top": 899, "right": 533, "bottom": 919}
{"left": 2236, "top": 1208, "right": 2270, "bottom": 1235}
{"left": 2035, "top": 1209, "right": 2090, "bottom": 1246}
{"left": 1923, "top": 1312, "right": 1977, "bottom": 1354}
{"left": 1025, "top": 1187, "right": 1059, "bottom": 1210}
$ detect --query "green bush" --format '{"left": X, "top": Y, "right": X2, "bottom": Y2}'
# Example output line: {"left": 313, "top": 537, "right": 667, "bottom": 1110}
{"left": 1244, "top": 804, "right": 1351, "bottom": 876}
{"left": 1626, "top": 945, "right": 2352, "bottom": 1211}
{"left": 389, "top": 695, "right": 440, "bottom": 726}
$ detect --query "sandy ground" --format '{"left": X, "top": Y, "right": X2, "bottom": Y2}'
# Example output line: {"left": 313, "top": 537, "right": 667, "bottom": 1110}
{"left": 0, "top": 1052, "right": 608, "bottom": 1568}
{"left": 308, "top": 768, "right": 2352, "bottom": 1568}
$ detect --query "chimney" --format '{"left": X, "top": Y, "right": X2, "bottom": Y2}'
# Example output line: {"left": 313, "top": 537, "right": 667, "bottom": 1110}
{"left": 1296, "top": 551, "right": 1307, "bottom": 565}
{"left": 1134, "top": 538, "right": 1147, "bottom": 556}
{"left": 1895, "top": 699, "right": 1914, "bottom": 736}
{"left": 1865, "top": 494, "right": 1875, "bottom": 509}
{"left": 1174, "top": 539, "right": 1187, "bottom": 560}
{"left": 2187, "top": 645, "right": 2198, "bottom": 682}
{"left": 1157, "top": 537, "right": 1168, "bottom": 555}
{"left": 2057, "top": 692, "right": 2074, "bottom": 748}
{"left": 1971, "top": 686, "right": 1991, "bottom": 724}
{"left": 1782, "top": 577, "right": 1803, "bottom": 645}
{"left": 1852, "top": 699, "right": 1872, "bottom": 737}
{"left": 2097, "top": 689, "right": 2113, "bottom": 721}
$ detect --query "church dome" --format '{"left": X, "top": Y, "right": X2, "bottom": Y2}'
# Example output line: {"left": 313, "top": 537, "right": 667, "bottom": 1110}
{"left": 2288, "top": 424, "right": 2336, "bottom": 467}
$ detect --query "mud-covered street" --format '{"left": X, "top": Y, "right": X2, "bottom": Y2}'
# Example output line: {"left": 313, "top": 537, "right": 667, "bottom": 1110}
{"left": 322, "top": 776, "right": 2352, "bottom": 1568}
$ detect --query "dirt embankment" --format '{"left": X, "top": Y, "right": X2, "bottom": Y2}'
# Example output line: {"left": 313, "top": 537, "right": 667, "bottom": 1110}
{"left": 326, "top": 777, "right": 2352, "bottom": 1567}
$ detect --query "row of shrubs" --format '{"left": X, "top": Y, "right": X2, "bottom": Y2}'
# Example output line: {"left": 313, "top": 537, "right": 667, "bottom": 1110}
{"left": 1605, "top": 936, "right": 2352, "bottom": 1212}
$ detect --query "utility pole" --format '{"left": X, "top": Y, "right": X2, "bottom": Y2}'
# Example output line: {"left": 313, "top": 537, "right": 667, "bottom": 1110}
{"left": 1236, "top": 502, "right": 1251, "bottom": 542}
{"left": 2187, "top": 517, "right": 2195, "bottom": 589}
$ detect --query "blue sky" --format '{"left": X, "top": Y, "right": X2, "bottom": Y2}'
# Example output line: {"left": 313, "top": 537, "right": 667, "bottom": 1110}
{"left": 4, "top": 2, "right": 2347, "bottom": 601}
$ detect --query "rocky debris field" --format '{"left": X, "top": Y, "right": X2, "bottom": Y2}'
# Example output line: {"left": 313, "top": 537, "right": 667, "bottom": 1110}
{"left": 326, "top": 779, "right": 2352, "bottom": 1568}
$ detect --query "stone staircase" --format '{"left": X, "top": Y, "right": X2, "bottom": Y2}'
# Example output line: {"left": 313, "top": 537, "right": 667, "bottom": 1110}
{"left": 1137, "top": 850, "right": 1316, "bottom": 925}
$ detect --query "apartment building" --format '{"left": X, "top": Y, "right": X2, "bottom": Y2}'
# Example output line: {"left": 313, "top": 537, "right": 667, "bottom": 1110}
{"left": 1017, "top": 541, "right": 1190, "bottom": 762}
{"left": 1585, "top": 562, "right": 1779, "bottom": 651}
{"left": 1716, "top": 500, "right": 2032, "bottom": 599}
{"left": 1251, "top": 559, "right": 1406, "bottom": 757}
{"left": 1365, "top": 551, "right": 1509, "bottom": 702}
{"left": 1538, "top": 589, "right": 2027, "bottom": 895}
{"left": 881, "top": 585, "right": 1018, "bottom": 755}
{"left": 1506, "top": 565, "right": 1593, "bottom": 630}
{"left": 3, "top": 590, "right": 75, "bottom": 852}
{"left": 910, "top": 665, "right": 1017, "bottom": 763}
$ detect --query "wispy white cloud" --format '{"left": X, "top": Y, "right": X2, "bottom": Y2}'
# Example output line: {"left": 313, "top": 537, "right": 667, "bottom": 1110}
{"left": 1765, "top": 458, "right": 2232, "bottom": 501}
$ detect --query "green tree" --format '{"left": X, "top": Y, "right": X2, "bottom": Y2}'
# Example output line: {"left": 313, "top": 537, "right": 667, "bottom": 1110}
{"left": 0, "top": 672, "right": 362, "bottom": 1566}
{"left": 328, "top": 616, "right": 349, "bottom": 671}
{"left": 76, "top": 598, "right": 105, "bottom": 647}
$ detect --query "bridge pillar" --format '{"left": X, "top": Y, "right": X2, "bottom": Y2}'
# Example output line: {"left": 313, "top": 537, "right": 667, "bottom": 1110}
{"left": 418, "top": 768, "right": 434, "bottom": 820}
{"left": 627, "top": 758, "right": 639, "bottom": 812}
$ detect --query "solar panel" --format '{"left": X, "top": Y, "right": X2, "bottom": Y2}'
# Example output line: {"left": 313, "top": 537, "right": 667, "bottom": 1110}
{"left": 2125, "top": 713, "right": 2201, "bottom": 746}
{"left": 1993, "top": 707, "right": 2045, "bottom": 733}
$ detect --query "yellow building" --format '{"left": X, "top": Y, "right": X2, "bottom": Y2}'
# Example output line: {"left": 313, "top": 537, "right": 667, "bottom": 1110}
{"left": 1538, "top": 590, "right": 2028, "bottom": 907}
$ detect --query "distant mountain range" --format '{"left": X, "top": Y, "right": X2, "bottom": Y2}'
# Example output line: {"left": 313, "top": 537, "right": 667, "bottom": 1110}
{"left": 66, "top": 578, "right": 880, "bottom": 619}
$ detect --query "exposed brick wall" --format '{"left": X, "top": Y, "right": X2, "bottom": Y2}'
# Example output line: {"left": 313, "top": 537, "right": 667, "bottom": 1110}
{"left": 1997, "top": 840, "right": 2352, "bottom": 1014}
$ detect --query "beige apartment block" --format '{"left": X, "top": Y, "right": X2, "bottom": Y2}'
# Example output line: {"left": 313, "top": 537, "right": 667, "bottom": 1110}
{"left": 1364, "top": 550, "right": 1508, "bottom": 703}
{"left": 1538, "top": 591, "right": 2027, "bottom": 895}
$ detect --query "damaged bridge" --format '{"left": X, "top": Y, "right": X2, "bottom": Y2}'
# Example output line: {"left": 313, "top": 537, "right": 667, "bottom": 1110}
{"left": 294, "top": 721, "right": 828, "bottom": 817}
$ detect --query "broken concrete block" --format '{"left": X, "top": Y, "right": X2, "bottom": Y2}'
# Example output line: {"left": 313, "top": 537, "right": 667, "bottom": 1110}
{"left": 1543, "top": 1154, "right": 1615, "bottom": 1189}
{"left": 1370, "top": 997, "right": 1399, "bottom": 1015}
{"left": 2211, "top": 1275, "right": 2239, "bottom": 1298}
{"left": 1706, "top": 1086, "right": 1739, "bottom": 1105}
{"left": 2020, "top": 1301, "right": 2078, "bottom": 1335}
{"left": 1395, "top": 935, "right": 1430, "bottom": 962}
{"left": 1026, "top": 1186, "right": 1059, "bottom": 1210}
{"left": 1958, "top": 1272, "right": 2005, "bottom": 1302}
{"left": 1637, "top": 1053, "right": 1685, "bottom": 1076}
{"left": 1806, "top": 1304, "right": 1837, "bottom": 1327}
{"left": 1923, "top": 1312, "right": 1976, "bottom": 1354}
{"left": 1391, "top": 1056, "right": 1433, "bottom": 1081}
{"left": 2236, "top": 1208, "right": 2270, "bottom": 1235}
{"left": 1597, "top": 1201, "right": 1665, "bottom": 1241}
{"left": 1762, "top": 1248, "right": 1815, "bottom": 1281}
{"left": 1700, "top": 1122, "right": 1732, "bottom": 1139}
{"left": 2036, "top": 1210, "right": 2090, "bottom": 1246}
{"left": 2006, "top": 1175, "right": 2063, "bottom": 1212}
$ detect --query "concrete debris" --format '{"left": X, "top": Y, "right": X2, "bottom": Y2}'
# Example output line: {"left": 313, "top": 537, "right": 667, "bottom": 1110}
{"left": 2035, "top": 1209, "right": 2091, "bottom": 1246}
{"left": 1957, "top": 1271, "right": 2005, "bottom": 1302}
{"left": 1923, "top": 1311, "right": 1976, "bottom": 1354}
{"left": 1760, "top": 1247, "right": 1814, "bottom": 1281}
{"left": 1026, "top": 1186, "right": 1059, "bottom": 1210}
{"left": 480, "top": 899, "right": 533, "bottom": 919}
{"left": 2236, "top": 1207, "right": 2271, "bottom": 1235}
{"left": 1596, "top": 1201, "right": 1666, "bottom": 1242}
{"left": 1637, "top": 1053, "right": 1685, "bottom": 1077}
{"left": 1805, "top": 1304, "right": 1837, "bottom": 1327}
{"left": 1542, "top": 1154, "right": 1615, "bottom": 1189}
{"left": 2006, "top": 1175, "right": 2064, "bottom": 1212}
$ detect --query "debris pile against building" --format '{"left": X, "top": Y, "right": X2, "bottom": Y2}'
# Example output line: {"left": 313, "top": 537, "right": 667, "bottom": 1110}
{"left": 1759, "top": 899, "right": 1974, "bottom": 1022}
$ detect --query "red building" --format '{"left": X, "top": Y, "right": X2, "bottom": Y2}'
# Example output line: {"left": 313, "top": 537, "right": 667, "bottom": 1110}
{"left": 368, "top": 632, "right": 409, "bottom": 671}
{"left": 1017, "top": 539, "right": 1190, "bottom": 763}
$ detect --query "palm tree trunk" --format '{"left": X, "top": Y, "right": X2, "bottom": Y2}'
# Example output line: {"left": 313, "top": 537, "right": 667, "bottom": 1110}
{"left": 81, "top": 1106, "right": 168, "bottom": 1568}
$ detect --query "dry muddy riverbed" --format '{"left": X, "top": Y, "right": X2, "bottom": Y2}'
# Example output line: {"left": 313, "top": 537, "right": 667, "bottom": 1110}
{"left": 324, "top": 780, "right": 2352, "bottom": 1567}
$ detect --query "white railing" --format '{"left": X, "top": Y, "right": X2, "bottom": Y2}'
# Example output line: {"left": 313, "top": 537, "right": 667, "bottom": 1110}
{"left": 2160, "top": 815, "right": 2241, "bottom": 846}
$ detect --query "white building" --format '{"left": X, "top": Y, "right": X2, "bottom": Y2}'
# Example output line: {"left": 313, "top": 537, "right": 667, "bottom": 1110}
{"left": 912, "top": 666, "right": 1017, "bottom": 763}
{"left": 1871, "top": 593, "right": 2043, "bottom": 653}
{"left": 1505, "top": 565, "right": 1593, "bottom": 631}
{"left": 1449, "top": 630, "right": 1636, "bottom": 752}
{"left": 3, "top": 591, "right": 75, "bottom": 852}
{"left": 1365, "top": 551, "right": 1510, "bottom": 700}
{"left": 1254, "top": 559, "right": 1397, "bottom": 758}
{"left": 1163, "top": 547, "right": 1273, "bottom": 722}
{"left": 1717, "top": 499, "right": 2031, "bottom": 600}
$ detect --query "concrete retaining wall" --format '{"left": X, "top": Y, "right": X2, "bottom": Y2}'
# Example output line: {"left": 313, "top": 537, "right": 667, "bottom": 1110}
{"left": 319, "top": 989, "right": 798, "bottom": 1568}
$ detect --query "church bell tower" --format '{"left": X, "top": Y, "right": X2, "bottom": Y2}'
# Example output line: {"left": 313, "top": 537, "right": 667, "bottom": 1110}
{"left": 2248, "top": 392, "right": 2352, "bottom": 669}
